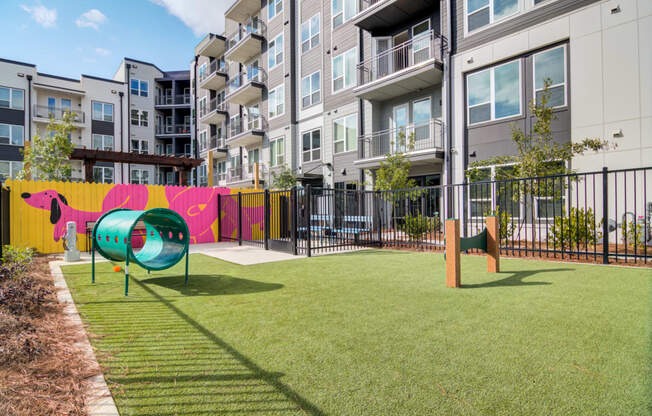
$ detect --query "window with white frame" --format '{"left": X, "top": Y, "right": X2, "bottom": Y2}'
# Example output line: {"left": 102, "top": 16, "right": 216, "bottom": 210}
{"left": 0, "top": 87, "right": 24, "bottom": 110}
{"left": 333, "top": 113, "right": 357, "bottom": 153}
{"left": 131, "top": 109, "right": 149, "bottom": 126}
{"left": 0, "top": 123, "right": 24, "bottom": 146}
{"left": 332, "top": 0, "right": 356, "bottom": 28}
{"left": 466, "top": 0, "right": 519, "bottom": 33}
{"left": 130, "top": 79, "right": 148, "bottom": 96}
{"left": 131, "top": 139, "right": 149, "bottom": 154}
{"left": 534, "top": 45, "right": 567, "bottom": 107}
{"left": 92, "top": 134, "right": 114, "bottom": 151}
{"left": 131, "top": 168, "right": 150, "bottom": 184}
{"left": 301, "top": 14, "right": 320, "bottom": 53}
{"left": 268, "top": 85, "right": 285, "bottom": 118}
{"left": 301, "top": 71, "right": 320, "bottom": 108}
{"left": 198, "top": 96, "right": 207, "bottom": 117}
{"left": 198, "top": 63, "right": 208, "bottom": 81}
{"left": 467, "top": 59, "right": 521, "bottom": 125}
{"left": 302, "top": 129, "right": 321, "bottom": 162}
{"left": 93, "top": 166, "right": 114, "bottom": 184}
{"left": 0, "top": 160, "right": 23, "bottom": 181}
{"left": 198, "top": 164, "right": 208, "bottom": 185}
{"left": 469, "top": 167, "right": 492, "bottom": 219}
{"left": 92, "top": 101, "right": 113, "bottom": 122}
{"left": 268, "top": 0, "right": 283, "bottom": 20}
{"left": 270, "top": 137, "right": 285, "bottom": 166}
{"left": 268, "top": 34, "right": 284, "bottom": 69}
{"left": 199, "top": 130, "right": 208, "bottom": 151}
{"left": 332, "top": 47, "right": 357, "bottom": 93}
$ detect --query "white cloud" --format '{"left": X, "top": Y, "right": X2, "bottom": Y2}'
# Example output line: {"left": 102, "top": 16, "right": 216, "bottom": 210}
{"left": 20, "top": 4, "right": 57, "bottom": 28}
{"left": 95, "top": 47, "right": 111, "bottom": 56}
{"left": 150, "top": 0, "right": 225, "bottom": 37}
{"left": 76, "top": 9, "right": 107, "bottom": 30}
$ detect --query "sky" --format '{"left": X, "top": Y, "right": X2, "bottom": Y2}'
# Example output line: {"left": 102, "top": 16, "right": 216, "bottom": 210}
{"left": 0, "top": 0, "right": 229, "bottom": 79}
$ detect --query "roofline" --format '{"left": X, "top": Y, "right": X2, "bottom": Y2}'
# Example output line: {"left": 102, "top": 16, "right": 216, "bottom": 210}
{"left": 123, "top": 57, "right": 190, "bottom": 78}
{"left": 0, "top": 57, "right": 36, "bottom": 68}
{"left": 37, "top": 72, "right": 80, "bottom": 83}
{"left": 81, "top": 74, "right": 125, "bottom": 85}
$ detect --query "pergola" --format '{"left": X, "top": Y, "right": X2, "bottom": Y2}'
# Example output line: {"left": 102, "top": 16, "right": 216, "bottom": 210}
{"left": 70, "top": 149, "right": 203, "bottom": 185}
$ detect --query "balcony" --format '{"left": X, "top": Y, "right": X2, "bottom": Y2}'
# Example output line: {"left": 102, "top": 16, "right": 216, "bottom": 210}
{"left": 225, "top": 69, "right": 266, "bottom": 106}
{"left": 199, "top": 97, "right": 228, "bottom": 125}
{"left": 227, "top": 115, "right": 266, "bottom": 147}
{"left": 155, "top": 94, "right": 191, "bottom": 107}
{"left": 198, "top": 60, "right": 229, "bottom": 91}
{"left": 353, "top": 0, "right": 436, "bottom": 32}
{"left": 155, "top": 124, "right": 191, "bottom": 137}
{"left": 225, "top": 19, "right": 265, "bottom": 63}
{"left": 210, "top": 135, "right": 228, "bottom": 155}
{"left": 196, "top": 33, "right": 227, "bottom": 58}
{"left": 354, "top": 31, "right": 446, "bottom": 101}
{"left": 354, "top": 119, "right": 444, "bottom": 169}
{"left": 33, "top": 105, "right": 85, "bottom": 126}
{"left": 225, "top": 0, "right": 262, "bottom": 24}
{"left": 226, "top": 163, "right": 265, "bottom": 187}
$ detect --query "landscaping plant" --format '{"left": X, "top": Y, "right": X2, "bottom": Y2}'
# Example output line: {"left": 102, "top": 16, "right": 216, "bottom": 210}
{"left": 547, "top": 207, "right": 601, "bottom": 248}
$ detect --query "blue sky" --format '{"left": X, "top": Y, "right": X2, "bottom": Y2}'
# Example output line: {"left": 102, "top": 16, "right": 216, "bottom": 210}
{"left": 0, "top": 1, "right": 228, "bottom": 79}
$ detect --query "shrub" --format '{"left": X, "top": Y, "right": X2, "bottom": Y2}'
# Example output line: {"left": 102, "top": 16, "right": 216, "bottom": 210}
{"left": 0, "top": 246, "right": 35, "bottom": 281}
{"left": 401, "top": 213, "right": 440, "bottom": 239}
{"left": 621, "top": 217, "right": 646, "bottom": 247}
{"left": 548, "top": 207, "right": 601, "bottom": 248}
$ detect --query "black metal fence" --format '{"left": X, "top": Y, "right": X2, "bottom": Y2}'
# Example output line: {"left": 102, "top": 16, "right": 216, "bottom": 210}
{"left": 0, "top": 187, "right": 9, "bottom": 258}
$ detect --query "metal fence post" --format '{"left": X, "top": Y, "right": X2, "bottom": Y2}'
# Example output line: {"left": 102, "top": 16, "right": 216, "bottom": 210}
{"left": 291, "top": 187, "right": 298, "bottom": 255}
{"left": 237, "top": 192, "right": 242, "bottom": 246}
{"left": 376, "top": 190, "right": 382, "bottom": 247}
{"left": 602, "top": 167, "right": 609, "bottom": 264}
{"left": 217, "top": 193, "right": 222, "bottom": 242}
{"left": 264, "top": 189, "right": 270, "bottom": 250}
{"left": 306, "top": 184, "right": 312, "bottom": 257}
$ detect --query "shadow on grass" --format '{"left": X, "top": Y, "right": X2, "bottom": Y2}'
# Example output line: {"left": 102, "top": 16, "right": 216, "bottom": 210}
{"left": 461, "top": 268, "right": 571, "bottom": 288}
{"left": 141, "top": 274, "right": 283, "bottom": 296}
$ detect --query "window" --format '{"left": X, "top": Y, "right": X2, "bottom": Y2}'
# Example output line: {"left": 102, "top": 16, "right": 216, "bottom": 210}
{"left": 332, "top": 47, "right": 357, "bottom": 93}
{"left": 131, "top": 110, "right": 149, "bottom": 127}
{"left": 332, "top": 0, "right": 356, "bottom": 28}
{"left": 0, "top": 123, "right": 24, "bottom": 146}
{"left": 412, "top": 97, "right": 432, "bottom": 142}
{"left": 301, "top": 71, "right": 320, "bottom": 108}
{"left": 268, "top": 85, "right": 285, "bottom": 118}
{"left": 131, "top": 139, "right": 149, "bottom": 154}
{"left": 301, "top": 14, "right": 320, "bottom": 53}
{"left": 534, "top": 45, "right": 566, "bottom": 107}
{"left": 467, "top": 59, "right": 521, "bottom": 125}
{"left": 93, "top": 166, "right": 114, "bottom": 184}
{"left": 302, "top": 129, "right": 321, "bottom": 162}
{"left": 92, "top": 101, "right": 113, "bottom": 122}
{"left": 131, "top": 168, "right": 150, "bottom": 184}
{"left": 92, "top": 134, "right": 114, "bottom": 151}
{"left": 0, "top": 87, "right": 24, "bottom": 110}
{"left": 0, "top": 161, "right": 23, "bottom": 181}
{"left": 247, "top": 148, "right": 260, "bottom": 167}
{"left": 268, "top": 0, "right": 283, "bottom": 20}
{"left": 198, "top": 164, "right": 208, "bottom": 185}
{"left": 333, "top": 113, "right": 357, "bottom": 153}
{"left": 268, "top": 34, "right": 284, "bottom": 69}
{"left": 198, "top": 96, "right": 207, "bottom": 117}
{"left": 199, "top": 130, "right": 208, "bottom": 151}
{"left": 198, "top": 63, "right": 208, "bottom": 81}
{"left": 467, "top": 0, "right": 519, "bottom": 32}
{"left": 130, "top": 79, "right": 148, "bottom": 97}
{"left": 270, "top": 137, "right": 285, "bottom": 166}
{"left": 469, "top": 168, "right": 492, "bottom": 218}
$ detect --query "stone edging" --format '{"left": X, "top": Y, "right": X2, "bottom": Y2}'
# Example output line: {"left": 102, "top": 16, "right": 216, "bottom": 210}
{"left": 49, "top": 261, "right": 120, "bottom": 416}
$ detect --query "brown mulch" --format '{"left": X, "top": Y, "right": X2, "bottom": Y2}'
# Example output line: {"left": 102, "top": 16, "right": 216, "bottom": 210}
{"left": 0, "top": 256, "right": 99, "bottom": 416}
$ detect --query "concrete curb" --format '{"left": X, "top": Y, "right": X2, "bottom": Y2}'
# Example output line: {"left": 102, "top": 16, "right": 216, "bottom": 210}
{"left": 49, "top": 261, "right": 120, "bottom": 416}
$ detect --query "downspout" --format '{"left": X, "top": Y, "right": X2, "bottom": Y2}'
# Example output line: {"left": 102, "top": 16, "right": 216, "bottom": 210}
{"left": 26, "top": 75, "right": 32, "bottom": 143}
{"left": 125, "top": 63, "right": 131, "bottom": 183}
{"left": 358, "top": 27, "right": 365, "bottom": 187}
{"left": 119, "top": 91, "right": 124, "bottom": 183}
{"left": 289, "top": 0, "right": 298, "bottom": 188}
{"left": 193, "top": 55, "right": 199, "bottom": 186}
{"left": 445, "top": 0, "right": 453, "bottom": 187}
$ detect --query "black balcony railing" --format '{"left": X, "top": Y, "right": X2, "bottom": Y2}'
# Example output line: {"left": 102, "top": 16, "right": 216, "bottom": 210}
{"left": 210, "top": 135, "right": 226, "bottom": 149}
{"left": 199, "top": 98, "right": 228, "bottom": 119}
{"left": 155, "top": 95, "right": 191, "bottom": 106}
{"left": 156, "top": 124, "right": 191, "bottom": 135}
{"left": 226, "top": 68, "right": 266, "bottom": 97}
{"left": 33, "top": 105, "right": 85, "bottom": 123}
{"left": 199, "top": 60, "right": 229, "bottom": 84}
{"left": 357, "top": 31, "right": 447, "bottom": 86}
{"left": 228, "top": 115, "right": 267, "bottom": 139}
{"left": 226, "top": 18, "right": 266, "bottom": 51}
{"left": 359, "top": 119, "right": 444, "bottom": 160}
{"left": 227, "top": 162, "right": 265, "bottom": 183}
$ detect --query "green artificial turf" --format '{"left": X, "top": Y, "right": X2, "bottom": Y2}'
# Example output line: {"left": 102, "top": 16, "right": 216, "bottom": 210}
{"left": 62, "top": 251, "right": 651, "bottom": 416}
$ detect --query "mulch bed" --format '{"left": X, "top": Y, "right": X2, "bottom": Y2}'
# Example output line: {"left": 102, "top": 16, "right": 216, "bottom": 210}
{"left": 0, "top": 255, "right": 98, "bottom": 416}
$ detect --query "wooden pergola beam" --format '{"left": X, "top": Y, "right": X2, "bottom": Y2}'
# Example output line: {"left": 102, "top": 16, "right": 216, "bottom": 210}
{"left": 71, "top": 149, "right": 203, "bottom": 168}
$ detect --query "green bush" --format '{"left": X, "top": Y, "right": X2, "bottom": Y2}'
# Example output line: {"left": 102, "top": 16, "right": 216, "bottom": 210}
{"left": 547, "top": 208, "right": 601, "bottom": 248}
{"left": 401, "top": 214, "right": 440, "bottom": 239}
{"left": 0, "top": 246, "right": 35, "bottom": 280}
{"left": 621, "top": 218, "right": 645, "bottom": 247}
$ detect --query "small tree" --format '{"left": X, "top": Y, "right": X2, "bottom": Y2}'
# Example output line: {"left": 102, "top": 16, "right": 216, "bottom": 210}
{"left": 18, "top": 112, "right": 76, "bottom": 181}
{"left": 371, "top": 133, "right": 416, "bottom": 192}
{"left": 271, "top": 166, "right": 297, "bottom": 190}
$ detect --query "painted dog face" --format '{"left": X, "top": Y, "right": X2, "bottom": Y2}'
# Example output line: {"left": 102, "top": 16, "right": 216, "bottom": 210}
{"left": 21, "top": 190, "right": 69, "bottom": 225}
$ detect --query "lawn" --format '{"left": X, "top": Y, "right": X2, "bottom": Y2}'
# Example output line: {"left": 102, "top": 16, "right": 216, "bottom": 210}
{"left": 61, "top": 251, "right": 651, "bottom": 416}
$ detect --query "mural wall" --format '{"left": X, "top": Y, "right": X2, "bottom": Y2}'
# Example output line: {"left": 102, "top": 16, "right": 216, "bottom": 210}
{"left": 5, "top": 180, "right": 265, "bottom": 254}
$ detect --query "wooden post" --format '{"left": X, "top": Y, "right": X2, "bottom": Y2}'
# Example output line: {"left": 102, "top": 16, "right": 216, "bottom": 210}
{"left": 486, "top": 215, "right": 500, "bottom": 273}
{"left": 254, "top": 162, "right": 260, "bottom": 190}
{"left": 445, "top": 219, "right": 461, "bottom": 288}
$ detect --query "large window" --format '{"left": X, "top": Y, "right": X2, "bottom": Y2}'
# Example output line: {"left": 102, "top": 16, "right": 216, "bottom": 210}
{"left": 268, "top": 85, "right": 285, "bottom": 119}
{"left": 130, "top": 79, "right": 148, "bottom": 97}
{"left": 131, "top": 109, "right": 149, "bottom": 127}
{"left": 467, "top": 59, "right": 521, "bottom": 125}
{"left": 0, "top": 161, "right": 23, "bottom": 181}
{"left": 332, "top": 47, "right": 357, "bottom": 93}
{"left": 0, "top": 87, "right": 24, "bottom": 110}
{"left": 268, "top": 0, "right": 283, "bottom": 20}
{"left": 301, "top": 71, "right": 320, "bottom": 108}
{"left": 93, "top": 166, "right": 114, "bottom": 184}
{"left": 0, "top": 123, "right": 24, "bottom": 146}
{"left": 332, "top": 0, "right": 356, "bottom": 28}
{"left": 301, "top": 14, "right": 320, "bottom": 53}
{"left": 534, "top": 45, "right": 567, "bottom": 107}
{"left": 92, "top": 101, "right": 113, "bottom": 122}
{"left": 467, "top": 0, "right": 519, "bottom": 32}
{"left": 268, "top": 34, "right": 284, "bottom": 69}
{"left": 131, "top": 168, "right": 150, "bottom": 185}
{"left": 131, "top": 139, "right": 149, "bottom": 154}
{"left": 198, "top": 63, "right": 208, "bottom": 81}
{"left": 199, "top": 130, "right": 208, "bottom": 151}
{"left": 92, "top": 134, "right": 114, "bottom": 151}
{"left": 302, "top": 129, "right": 321, "bottom": 162}
{"left": 270, "top": 137, "right": 285, "bottom": 166}
{"left": 469, "top": 168, "right": 492, "bottom": 219}
{"left": 333, "top": 113, "right": 357, "bottom": 153}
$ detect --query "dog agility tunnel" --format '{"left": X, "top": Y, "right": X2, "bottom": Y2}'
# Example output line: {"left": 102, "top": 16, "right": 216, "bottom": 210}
{"left": 91, "top": 208, "right": 190, "bottom": 295}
